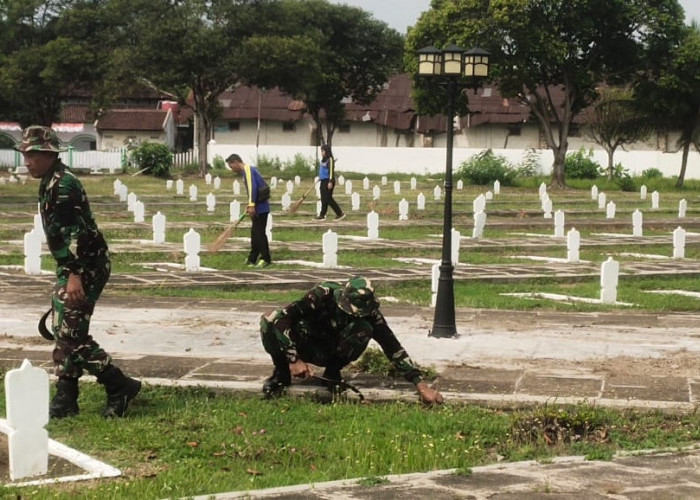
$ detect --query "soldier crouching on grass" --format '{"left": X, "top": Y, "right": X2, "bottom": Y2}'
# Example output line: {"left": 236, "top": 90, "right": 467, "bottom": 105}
{"left": 16, "top": 125, "right": 141, "bottom": 419}
{"left": 259, "top": 276, "right": 444, "bottom": 405}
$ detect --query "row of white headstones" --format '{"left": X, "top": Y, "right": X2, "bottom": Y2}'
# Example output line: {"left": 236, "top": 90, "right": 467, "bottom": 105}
{"left": 23, "top": 178, "right": 691, "bottom": 274}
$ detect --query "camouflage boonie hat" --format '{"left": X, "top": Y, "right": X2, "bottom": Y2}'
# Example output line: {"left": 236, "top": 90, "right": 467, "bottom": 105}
{"left": 335, "top": 276, "right": 380, "bottom": 317}
{"left": 15, "top": 125, "right": 64, "bottom": 153}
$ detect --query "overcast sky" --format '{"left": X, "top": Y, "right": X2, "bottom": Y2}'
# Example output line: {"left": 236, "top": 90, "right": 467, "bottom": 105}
{"left": 330, "top": 0, "right": 700, "bottom": 34}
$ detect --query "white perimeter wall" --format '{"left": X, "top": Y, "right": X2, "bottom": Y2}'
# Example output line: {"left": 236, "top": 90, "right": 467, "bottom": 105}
{"left": 209, "top": 144, "right": 700, "bottom": 179}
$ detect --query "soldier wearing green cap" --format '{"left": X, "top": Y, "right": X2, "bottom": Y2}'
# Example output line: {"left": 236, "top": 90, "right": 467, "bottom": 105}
{"left": 259, "top": 276, "right": 444, "bottom": 405}
{"left": 16, "top": 125, "right": 141, "bottom": 419}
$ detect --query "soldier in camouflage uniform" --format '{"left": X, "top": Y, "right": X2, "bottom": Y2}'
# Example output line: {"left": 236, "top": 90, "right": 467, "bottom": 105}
{"left": 259, "top": 276, "right": 444, "bottom": 404}
{"left": 16, "top": 125, "right": 141, "bottom": 419}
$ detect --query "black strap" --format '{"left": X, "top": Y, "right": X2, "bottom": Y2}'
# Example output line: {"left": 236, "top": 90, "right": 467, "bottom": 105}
{"left": 38, "top": 307, "right": 54, "bottom": 341}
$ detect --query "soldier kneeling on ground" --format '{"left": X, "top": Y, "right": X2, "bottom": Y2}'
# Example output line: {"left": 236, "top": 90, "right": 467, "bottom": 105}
{"left": 259, "top": 276, "right": 443, "bottom": 405}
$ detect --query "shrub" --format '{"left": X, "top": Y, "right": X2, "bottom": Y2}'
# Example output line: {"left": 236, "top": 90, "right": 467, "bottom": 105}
{"left": 457, "top": 149, "right": 518, "bottom": 185}
{"left": 517, "top": 148, "right": 541, "bottom": 177}
{"left": 256, "top": 153, "right": 315, "bottom": 178}
{"left": 211, "top": 154, "right": 226, "bottom": 171}
{"left": 130, "top": 142, "right": 172, "bottom": 178}
{"left": 641, "top": 167, "right": 663, "bottom": 179}
{"left": 565, "top": 148, "right": 600, "bottom": 179}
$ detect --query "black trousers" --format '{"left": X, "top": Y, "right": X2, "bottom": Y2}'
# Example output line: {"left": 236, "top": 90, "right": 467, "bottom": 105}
{"left": 319, "top": 179, "right": 343, "bottom": 218}
{"left": 248, "top": 212, "right": 271, "bottom": 264}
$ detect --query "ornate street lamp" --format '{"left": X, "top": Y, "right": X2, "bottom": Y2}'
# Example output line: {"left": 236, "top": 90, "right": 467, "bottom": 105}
{"left": 417, "top": 44, "right": 490, "bottom": 338}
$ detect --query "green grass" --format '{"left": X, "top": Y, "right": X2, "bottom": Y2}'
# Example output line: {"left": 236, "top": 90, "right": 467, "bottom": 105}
{"left": 3, "top": 384, "right": 699, "bottom": 499}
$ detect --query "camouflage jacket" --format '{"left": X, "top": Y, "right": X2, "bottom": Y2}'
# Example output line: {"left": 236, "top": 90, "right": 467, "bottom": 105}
{"left": 38, "top": 159, "right": 109, "bottom": 277}
{"left": 270, "top": 281, "right": 422, "bottom": 384}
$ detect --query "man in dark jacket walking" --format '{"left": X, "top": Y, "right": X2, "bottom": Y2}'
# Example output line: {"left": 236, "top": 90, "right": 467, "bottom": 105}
{"left": 17, "top": 125, "right": 141, "bottom": 419}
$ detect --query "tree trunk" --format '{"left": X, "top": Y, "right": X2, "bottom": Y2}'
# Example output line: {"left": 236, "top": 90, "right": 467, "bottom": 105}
{"left": 196, "top": 110, "right": 211, "bottom": 178}
{"left": 551, "top": 146, "right": 567, "bottom": 189}
{"left": 607, "top": 148, "right": 615, "bottom": 180}
{"left": 676, "top": 141, "right": 690, "bottom": 188}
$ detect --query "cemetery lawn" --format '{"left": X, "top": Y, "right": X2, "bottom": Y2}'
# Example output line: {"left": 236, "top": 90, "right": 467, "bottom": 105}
{"left": 2, "top": 383, "right": 700, "bottom": 499}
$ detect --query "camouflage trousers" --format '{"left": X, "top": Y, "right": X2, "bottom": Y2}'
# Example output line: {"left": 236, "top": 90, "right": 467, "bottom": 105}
{"left": 51, "top": 260, "right": 112, "bottom": 378}
{"left": 261, "top": 311, "right": 373, "bottom": 369}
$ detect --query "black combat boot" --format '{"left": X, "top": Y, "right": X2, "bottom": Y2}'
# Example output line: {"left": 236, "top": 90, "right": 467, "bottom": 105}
{"left": 96, "top": 366, "right": 141, "bottom": 418}
{"left": 262, "top": 357, "right": 291, "bottom": 399}
{"left": 49, "top": 377, "right": 79, "bottom": 419}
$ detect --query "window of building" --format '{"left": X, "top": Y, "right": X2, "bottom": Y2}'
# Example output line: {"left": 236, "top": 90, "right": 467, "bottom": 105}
{"left": 507, "top": 124, "right": 522, "bottom": 136}
{"left": 338, "top": 123, "right": 351, "bottom": 133}
{"left": 228, "top": 121, "right": 240, "bottom": 131}
{"left": 569, "top": 123, "right": 581, "bottom": 137}
{"left": 282, "top": 122, "right": 296, "bottom": 132}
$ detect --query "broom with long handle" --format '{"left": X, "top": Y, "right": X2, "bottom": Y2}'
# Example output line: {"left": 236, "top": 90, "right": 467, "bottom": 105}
{"left": 288, "top": 179, "right": 320, "bottom": 215}
{"left": 209, "top": 212, "right": 246, "bottom": 253}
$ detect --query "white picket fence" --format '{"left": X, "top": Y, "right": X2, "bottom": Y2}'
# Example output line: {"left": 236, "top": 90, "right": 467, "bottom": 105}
{"left": 0, "top": 148, "right": 198, "bottom": 174}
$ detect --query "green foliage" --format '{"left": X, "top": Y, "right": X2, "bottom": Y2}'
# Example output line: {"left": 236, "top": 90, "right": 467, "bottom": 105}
{"left": 256, "top": 153, "right": 315, "bottom": 178}
{"left": 641, "top": 167, "right": 664, "bottom": 179}
{"left": 212, "top": 154, "right": 226, "bottom": 171}
{"left": 457, "top": 149, "right": 519, "bottom": 186}
{"left": 351, "top": 347, "right": 437, "bottom": 380}
{"left": 129, "top": 142, "right": 172, "bottom": 178}
{"left": 565, "top": 148, "right": 601, "bottom": 179}
{"left": 518, "top": 148, "right": 542, "bottom": 177}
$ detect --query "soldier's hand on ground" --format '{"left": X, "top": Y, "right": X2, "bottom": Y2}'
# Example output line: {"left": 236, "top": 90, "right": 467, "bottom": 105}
{"left": 416, "top": 381, "right": 444, "bottom": 405}
{"left": 289, "top": 360, "right": 313, "bottom": 379}
{"left": 65, "top": 273, "right": 85, "bottom": 306}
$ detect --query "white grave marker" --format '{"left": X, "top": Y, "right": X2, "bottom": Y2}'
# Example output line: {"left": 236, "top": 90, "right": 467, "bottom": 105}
{"left": 363, "top": 177, "right": 370, "bottom": 190}
{"left": 554, "top": 210, "right": 565, "bottom": 237}
{"left": 472, "top": 212, "right": 486, "bottom": 238}
{"left": 233, "top": 180, "right": 241, "bottom": 195}
{"left": 600, "top": 257, "right": 619, "bottom": 304}
{"left": 410, "top": 177, "right": 417, "bottom": 190}
{"left": 133, "top": 200, "right": 145, "bottom": 223}
{"left": 281, "top": 193, "right": 291, "bottom": 211}
{"left": 597, "top": 192, "right": 606, "bottom": 210}
{"left": 351, "top": 192, "right": 361, "bottom": 211}
{"left": 372, "top": 185, "right": 381, "bottom": 200}
{"left": 591, "top": 185, "right": 598, "bottom": 201}
{"left": 176, "top": 179, "right": 184, "bottom": 196}
{"left": 189, "top": 184, "right": 198, "bottom": 202}
{"left": 430, "top": 263, "right": 439, "bottom": 307}
{"left": 567, "top": 228, "right": 580, "bottom": 263}
{"left": 213, "top": 176, "right": 221, "bottom": 190}
{"left": 183, "top": 228, "right": 201, "bottom": 271}
{"left": 345, "top": 180, "right": 353, "bottom": 195}
{"left": 5, "top": 359, "right": 49, "bottom": 481}
{"left": 381, "top": 176, "right": 387, "bottom": 186}
{"left": 679, "top": 199, "right": 687, "bottom": 218}
{"left": 417, "top": 193, "right": 426, "bottom": 210}
{"left": 451, "top": 228, "right": 461, "bottom": 265}
{"left": 23, "top": 230, "right": 42, "bottom": 275}
{"left": 674, "top": 226, "right": 686, "bottom": 259}
{"left": 456, "top": 179, "right": 463, "bottom": 190}
{"left": 493, "top": 180, "right": 500, "bottom": 195}
{"left": 651, "top": 190, "right": 659, "bottom": 209}
{"left": 398, "top": 199, "right": 409, "bottom": 221}
{"left": 230, "top": 200, "right": 241, "bottom": 222}
{"left": 206, "top": 193, "right": 216, "bottom": 212}
{"left": 394, "top": 180, "right": 401, "bottom": 195}
{"left": 116, "top": 182, "right": 126, "bottom": 201}
{"left": 632, "top": 209, "right": 643, "bottom": 237}
{"left": 434, "top": 185, "right": 441, "bottom": 201}
{"left": 152, "top": 211, "right": 166, "bottom": 244}
{"left": 204, "top": 173, "right": 212, "bottom": 185}
{"left": 166, "top": 179, "right": 173, "bottom": 190}
{"left": 322, "top": 230, "right": 338, "bottom": 268}
{"left": 606, "top": 201, "right": 616, "bottom": 219}
{"left": 367, "top": 211, "right": 379, "bottom": 239}
{"left": 640, "top": 185, "right": 647, "bottom": 200}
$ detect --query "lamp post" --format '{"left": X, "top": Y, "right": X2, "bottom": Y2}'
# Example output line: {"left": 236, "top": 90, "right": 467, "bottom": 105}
{"left": 417, "top": 44, "right": 490, "bottom": 338}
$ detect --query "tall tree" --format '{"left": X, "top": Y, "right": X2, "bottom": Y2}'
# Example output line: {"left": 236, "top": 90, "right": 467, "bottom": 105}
{"left": 406, "top": 0, "right": 685, "bottom": 188}
{"left": 586, "top": 86, "right": 652, "bottom": 179}
{"left": 237, "top": 0, "right": 404, "bottom": 147}
{"left": 0, "top": 0, "right": 117, "bottom": 127}
{"left": 117, "top": 0, "right": 265, "bottom": 176}
{"left": 634, "top": 23, "right": 700, "bottom": 187}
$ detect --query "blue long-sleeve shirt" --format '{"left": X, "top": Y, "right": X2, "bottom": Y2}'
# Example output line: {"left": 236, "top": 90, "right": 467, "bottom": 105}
{"left": 240, "top": 164, "right": 270, "bottom": 214}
